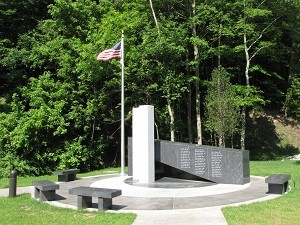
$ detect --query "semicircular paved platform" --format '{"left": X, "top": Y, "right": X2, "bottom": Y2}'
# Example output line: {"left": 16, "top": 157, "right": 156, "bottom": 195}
{"left": 50, "top": 174, "right": 278, "bottom": 211}
{"left": 90, "top": 176, "right": 251, "bottom": 198}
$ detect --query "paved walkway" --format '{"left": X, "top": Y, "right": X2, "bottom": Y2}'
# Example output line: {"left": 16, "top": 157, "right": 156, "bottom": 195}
{"left": 0, "top": 174, "right": 280, "bottom": 225}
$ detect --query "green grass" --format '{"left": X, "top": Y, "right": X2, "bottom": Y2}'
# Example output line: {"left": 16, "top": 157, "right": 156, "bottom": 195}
{"left": 0, "top": 167, "right": 135, "bottom": 225}
{"left": 222, "top": 160, "right": 300, "bottom": 225}
{"left": 0, "top": 167, "right": 121, "bottom": 189}
{"left": 77, "top": 167, "right": 121, "bottom": 178}
{"left": 250, "top": 160, "right": 300, "bottom": 178}
{"left": 1, "top": 162, "right": 299, "bottom": 224}
{"left": 0, "top": 194, "right": 136, "bottom": 225}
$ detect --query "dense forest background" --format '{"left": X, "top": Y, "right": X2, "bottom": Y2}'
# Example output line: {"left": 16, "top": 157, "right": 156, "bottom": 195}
{"left": 0, "top": 0, "right": 300, "bottom": 177}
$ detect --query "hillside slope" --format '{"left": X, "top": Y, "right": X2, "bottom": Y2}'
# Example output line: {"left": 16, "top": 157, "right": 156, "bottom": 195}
{"left": 246, "top": 111, "right": 300, "bottom": 160}
{"left": 273, "top": 114, "right": 300, "bottom": 159}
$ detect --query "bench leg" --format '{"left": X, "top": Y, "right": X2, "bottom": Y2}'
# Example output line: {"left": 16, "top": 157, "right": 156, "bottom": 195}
{"left": 67, "top": 173, "right": 76, "bottom": 181}
{"left": 268, "top": 183, "right": 285, "bottom": 194}
{"left": 34, "top": 188, "right": 40, "bottom": 199}
{"left": 78, "top": 196, "right": 92, "bottom": 209}
{"left": 58, "top": 173, "right": 76, "bottom": 182}
{"left": 284, "top": 181, "right": 289, "bottom": 192}
{"left": 98, "top": 198, "right": 112, "bottom": 211}
{"left": 40, "top": 190, "right": 56, "bottom": 201}
{"left": 58, "top": 175, "right": 68, "bottom": 182}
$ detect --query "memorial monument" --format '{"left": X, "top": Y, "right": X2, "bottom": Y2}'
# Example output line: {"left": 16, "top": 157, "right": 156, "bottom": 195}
{"left": 132, "top": 105, "right": 155, "bottom": 183}
{"left": 129, "top": 105, "right": 250, "bottom": 185}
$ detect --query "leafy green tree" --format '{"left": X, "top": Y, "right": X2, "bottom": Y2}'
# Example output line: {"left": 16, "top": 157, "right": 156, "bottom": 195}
{"left": 0, "top": 73, "right": 71, "bottom": 176}
{"left": 1, "top": 0, "right": 300, "bottom": 175}
{"left": 130, "top": 19, "right": 188, "bottom": 141}
{"left": 189, "top": 0, "right": 243, "bottom": 144}
{"left": 0, "top": 0, "right": 53, "bottom": 43}
{"left": 205, "top": 67, "right": 240, "bottom": 147}
{"left": 0, "top": 71, "right": 106, "bottom": 177}
{"left": 0, "top": 0, "right": 53, "bottom": 96}
{"left": 230, "top": 0, "right": 280, "bottom": 149}
{"left": 278, "top": 0, "right": 300, "bottom": 118}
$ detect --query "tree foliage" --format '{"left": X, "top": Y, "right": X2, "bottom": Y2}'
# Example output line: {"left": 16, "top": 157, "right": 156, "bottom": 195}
{"left": 0, "top": 0, "right": 300, "bottom": 176}
{"left": 205, "top": 67, "right": 241, "bottom": 147}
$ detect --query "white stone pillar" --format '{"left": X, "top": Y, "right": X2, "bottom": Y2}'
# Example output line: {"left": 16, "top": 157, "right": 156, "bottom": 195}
{"left": 132, "top": 105, "right": 155, "bottom": 183}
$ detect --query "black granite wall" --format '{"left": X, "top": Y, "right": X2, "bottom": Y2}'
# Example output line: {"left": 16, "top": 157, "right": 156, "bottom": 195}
{"left": 155, "top": 140, "right": 250, "bottom": 184}
{"left": 128, "top": 138, "right": 250, "bottom": 185}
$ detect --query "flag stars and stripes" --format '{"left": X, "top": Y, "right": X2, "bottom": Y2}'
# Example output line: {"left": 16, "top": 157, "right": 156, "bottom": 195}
{"left": 97, "top": 42, "right": 121, "bottom": 61}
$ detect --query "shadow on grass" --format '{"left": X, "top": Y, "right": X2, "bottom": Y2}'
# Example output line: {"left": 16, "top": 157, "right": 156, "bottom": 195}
{"left": 246, "top": 114, "right": 299, "bottom": 160}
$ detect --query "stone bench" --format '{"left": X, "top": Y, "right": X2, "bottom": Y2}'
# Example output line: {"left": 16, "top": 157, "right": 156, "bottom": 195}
{"left": 53, "top": 169, "right": 80, "bottom": 182}
{"left": 265, "top": 174, "right": 291, "bottom": 194}
{"left": 69, "top": 186, "right": 122, "bottom": 211}
{"left": 32, "top": 180, "right": 59, "bottom": 201}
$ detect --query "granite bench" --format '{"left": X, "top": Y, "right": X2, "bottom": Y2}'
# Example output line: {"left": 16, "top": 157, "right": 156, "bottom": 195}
{"left": 32, "top": 180, "right": 59, "bottom": 201}
{"left": 69, "top": 186, "right": 122, "bottom": 211}
{"left": 265, "top": 174, "right": 291, "bottom": 194}
{"left": 53, "top": 169, "right": 80, "bottom": 182}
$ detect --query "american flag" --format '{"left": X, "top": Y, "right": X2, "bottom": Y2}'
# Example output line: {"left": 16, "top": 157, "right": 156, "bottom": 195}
{"left": 97, "top": 42, "right": 121, "bottom": 61}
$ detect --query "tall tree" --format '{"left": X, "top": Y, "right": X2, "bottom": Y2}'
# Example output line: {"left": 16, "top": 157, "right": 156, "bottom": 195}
{"left": 205, "top": 67, "right": 240, "bottom": 147}
{"left": 239, "top": 0, "right": 277, "bottom": 149}
{"left": 192, "top": 0, "right": 202, "bottom": 145}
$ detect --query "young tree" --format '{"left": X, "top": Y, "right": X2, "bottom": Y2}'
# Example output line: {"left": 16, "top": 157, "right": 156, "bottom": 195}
{"left": 205, "top": 67, "right": 240, "bottom": 147}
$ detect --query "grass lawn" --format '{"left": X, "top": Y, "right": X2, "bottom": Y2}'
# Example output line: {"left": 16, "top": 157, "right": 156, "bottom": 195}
{"left": 0, "top": 167, "right": 121, "bottom": 189}
{"left": 0, "top": 167, "right": 133, "bottom": 225}
{"left": 222, "top": 160, "right": 300, "bottom": 225}
{"left": 0, "top": 194, "right": 136, "bottom": 225}
{"left": 1, "top": 162, "right": 299, "bottom": 224}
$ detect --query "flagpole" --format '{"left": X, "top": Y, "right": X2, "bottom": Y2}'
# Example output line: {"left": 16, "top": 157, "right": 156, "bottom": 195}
{"left": 120, "top": 31, "right": 125, "bottom": 176}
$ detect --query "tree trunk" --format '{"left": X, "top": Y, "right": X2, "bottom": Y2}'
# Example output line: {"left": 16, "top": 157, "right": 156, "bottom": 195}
{"left": 149, "top": 0, "right": 160, "bottom": 35}
{"left": 219, "top": 133, "right": 225, "bottom": 147}
{"left": 241, "top": 31, "right": 250, "bottom": 150}
{"left": 154, "top": 122, "right": 159, "bottom": 140}
{"left": 187, "top": 83, "right": 193, "bottom": 143}
{"left": 195, "top": 76, "right": 202, "bottom": 145}
{"left": 241, "top": 0, "right": 251, "bottom": 150}
{"left": 244, "top": 33, "right": 250, "bottom": 87}
{"left": 193, "top": 0, "right": 202, "bottom": 145}
{"left": 186, "top": 50, "right": 193, "bottom": 143}
{"left": 218, "top": 22, "right": 222, "bottom": 68}
{"left": 167, "top": 100, "right": 175, "bottom": 141}
{"left": 240, "top": 107, "right": 246, "bottom": 150}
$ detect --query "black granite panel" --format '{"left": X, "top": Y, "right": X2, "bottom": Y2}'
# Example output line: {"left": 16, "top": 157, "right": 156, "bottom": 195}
{"left": 243, "top": 150, "right": 250, "bottom": 183}
{"left": 155, "top": 140, "right": 250, "bottom": 184}
{"left": 194, "top": 146, "right": 209, "bottom": 178}
{"left": 128, "top": 138, "right": 250, "bottom": 184}
{"left": 209, "top": 148, "right": 226, "bottom": 183}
